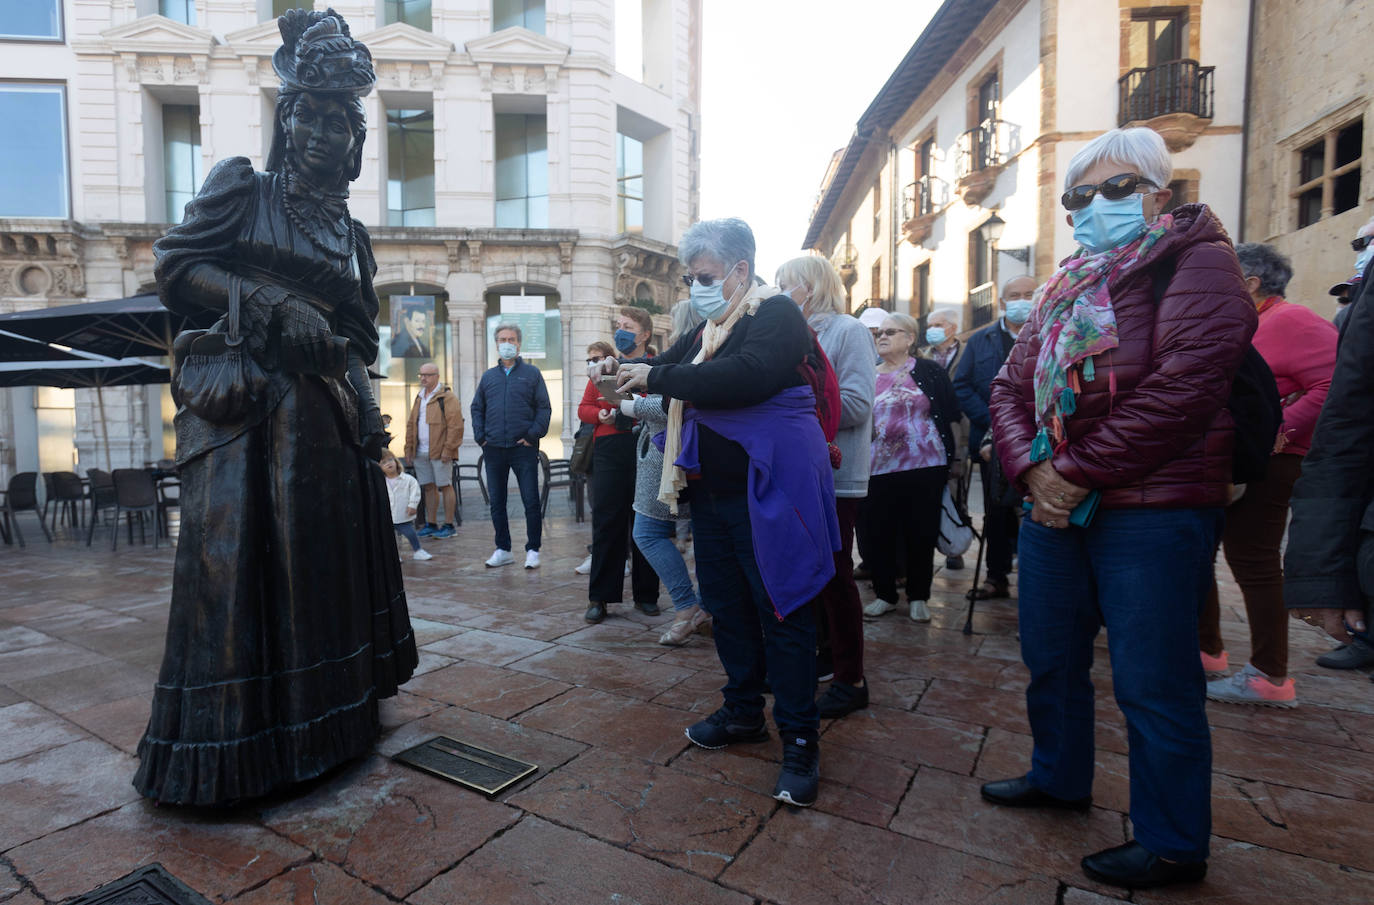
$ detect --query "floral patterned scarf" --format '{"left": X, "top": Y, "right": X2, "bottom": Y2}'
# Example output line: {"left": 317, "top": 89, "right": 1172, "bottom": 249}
{"left": 1029, "top": 214, "right": 1174, "bottom": 461}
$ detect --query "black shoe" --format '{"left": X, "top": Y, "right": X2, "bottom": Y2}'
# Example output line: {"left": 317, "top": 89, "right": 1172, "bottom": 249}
{"left": 945, "top": 555, "right": 965, "bottom": 570}
{"left": 980, "top": 775, "right": 1091, "bottom": 811}
{"left": 772, "top": 734, "right": 820, "bottom": 807}
{"left": 584, "top": 601, "right": 606, "bottom": 624}
{"left": 684, "top": 708, "right": 769, "bottom": 749}
{"left": 1316, "top": 637, "right": 1374, "bottom": 669}
{"left": 817, "top": 651, "right": 834, "bottom": 683}
{"left": 853, "top": 562, "right": 871, "bottom": 580}
{"left": 817, "top": 679, "right": 869, "bottom": 719}
{"left": 635, "top": 600, "right": 661, "bottom": 617}
{"left": 1081, "top": 841, "right": 1206, "bottom": 889}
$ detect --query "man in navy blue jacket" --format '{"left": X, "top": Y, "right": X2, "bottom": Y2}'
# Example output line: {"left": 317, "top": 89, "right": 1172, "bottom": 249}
{"left": 471, "top": 323, "right": 552, "bottom": 569}
{"left": 954, "top": 275, "right": 1035, "bottom": 599}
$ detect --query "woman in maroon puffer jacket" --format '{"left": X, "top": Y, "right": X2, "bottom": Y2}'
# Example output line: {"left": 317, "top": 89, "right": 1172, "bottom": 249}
{"left": 978, "top": 128, "right": 1256, "bottom": 891}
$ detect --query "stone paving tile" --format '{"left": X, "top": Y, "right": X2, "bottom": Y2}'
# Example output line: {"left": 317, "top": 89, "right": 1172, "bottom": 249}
{"left": 721, "top": 807, "right": 1060, "bottom": 905}
{"left": 0, "top": 737, "right": 140, "bottom": 850}
{"left": 1064, "top": 889, "right": 1129, "bottom": 904}
{"left": 1211, "top": 772, "right": 1374, "bottom": 871}
{"left": 509, "top": 748, "right": 777, "bottom": 878}
{"left": 378, "top": 690, "right": 447, "bottom": 730}
{"left": 0, "top": 860, "right": 23, "bottom": 897}
{"left": 0, "top": 641, "right": 109, "bottom": 686}
{"left": 420, "top": 627, "right": 553, "bottom": 666}
{"left": 554, "top": 620, "right": 666, "bottom": 661}
{"left": 1203, "top": 696, "right": 1360, "bottom": 747}
{"left": 0, "top": 685, "right": 21, "bottom": 707}
{"left": 890, "top": 766, "right": 1127, "bottom": 894}
{"left": 230, "top": 861, "right": 395, "bottom": 905}
{"left": 821, "top": 704, "right": 985, "bottom": 774}
{"left": 404, "top": 661, "right": 572, "bottom": 719}
{"left": 862, "top": 669, "right": 931, "bottom": 711}
{"left": 4, "top": 800, "right": 310, "bottom": 903}
{"left": 410, "top": 815, "right": 755, "bottom": 905}
{"left": 0, "top": 701, "right": 88, "bottom": 763}
{"left": 648, "top": 666, "right": 726, "bottom": 714}
{"left": 62, "top": 694, "right": 151, "bottom": 755}
{"left": 260, "top": 755, "right": 520, "bottom": 899}
{"left": 407, "top": 617, "right": 468, "bottom": 646}
{"left": 1133, "top": 836, "right": 1374, "bottom": 905}
{"left": 6, "top": 658, "right": 155, "bottom": 715}
{"left": 916, "top": 676, "right": 1029, "bottom": 735}
{"left": 513, "top": 643, "right": 698, "bottom": 701}
{"left": 410, "top": 650, "right": 457, "bottom": 676}
{"left": 517, "top": 686, "right": 694, "bottom": 764}
{"left": 972, "top": 727, "right": 1132, "bottom": 814}
{"left": 1331, "top": 708, "right": 1374, "bottom": 754}
{"left": 1211, "top": 725, "right": 1374, "bottom": 801}
{"left": 812, "top": 742, "right": 916, "bottom": 828}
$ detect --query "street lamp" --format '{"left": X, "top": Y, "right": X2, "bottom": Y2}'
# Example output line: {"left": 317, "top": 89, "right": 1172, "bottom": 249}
{"left": 978, "top": 212, "right": 1031, "bottom": 265}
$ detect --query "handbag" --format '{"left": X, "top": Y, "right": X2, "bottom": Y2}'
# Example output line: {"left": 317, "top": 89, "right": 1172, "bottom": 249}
{"left": 171, "top": 274, "right": 270, "bottom": 424}
{"left": 569, "top": 422, "right": 594, "bottom": 475}
{"left": 937, "top": 486, "right": 974, "bottom": 556}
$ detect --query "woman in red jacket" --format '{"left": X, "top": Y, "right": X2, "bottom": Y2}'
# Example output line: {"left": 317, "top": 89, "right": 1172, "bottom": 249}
{"left": 1201, "top": 243, "right": 1338, "bottom": 705}
{"left": 981, "top": 128, "right": 1256, "bottom": 890}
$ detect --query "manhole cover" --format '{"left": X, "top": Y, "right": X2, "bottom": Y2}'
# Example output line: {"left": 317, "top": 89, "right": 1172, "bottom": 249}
{"left": 393, "top": 735, "right": 538, "bottom": 796}
{"left": 68, "top": 864, "right": 211, "bottom": 905}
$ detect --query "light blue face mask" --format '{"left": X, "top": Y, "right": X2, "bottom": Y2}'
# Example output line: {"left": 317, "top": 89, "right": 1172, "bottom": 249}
{"left": 497, "top": 342, "right": 517, "bottom": 360}
{"left": 925, "top": 327, "right": 947, "bottom": 345}
{"left": 1072, "top": 193, "right": 1149, "bottom": 254}
{"left": 1355, "top": 246, "right": 1373, "bottom": 277}
{"left": 1004, "top": 300, "right": 1033, "bottom": 324}
{"left": 689, "top": 267, "right": 743, "bottom": 322}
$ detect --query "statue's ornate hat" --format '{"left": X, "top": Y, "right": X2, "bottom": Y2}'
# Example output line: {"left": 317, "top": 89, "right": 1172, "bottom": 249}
{"left": 272, "top": 8, "right": 375, "bottom": 96}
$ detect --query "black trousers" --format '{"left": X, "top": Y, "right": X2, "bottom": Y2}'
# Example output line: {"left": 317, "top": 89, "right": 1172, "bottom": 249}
{"left": 869, "top": 465, "right": 949, "bottom": 604}
{"left": 588, "top": 432, "right": 659, "bottom": 605}
{"left": 977, "top": 458, "right": 1020, "bottom": 582}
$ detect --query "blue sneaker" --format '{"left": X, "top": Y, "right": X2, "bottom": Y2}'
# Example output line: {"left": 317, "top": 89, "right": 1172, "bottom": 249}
{"left": 684, "top": 708, "right": 769, "bottom": 750}
{"left": 432, "top": 524, "right": 456, "bottom": 539}
{"left": 416, "top": 523, "right": 437, "bottom": 538}
{"left": 773, "top": 735, "right": 820, "bottom": 807}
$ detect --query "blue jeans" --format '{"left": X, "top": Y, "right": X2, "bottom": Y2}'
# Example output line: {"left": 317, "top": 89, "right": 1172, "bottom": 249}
{"left": 394, "top": 523, "right": 421, "bottom": 551}
{"left": 1018, "top": 507, "right": 1222, "bottom": 862}
{"left": 484, "top": 444, "right": 542, "bottom": 552}
{"left": 692, "top": 490, "right": 818, "bottom": 738}
{"left": 633, "top": 512, "right": 698, "bottom": 612}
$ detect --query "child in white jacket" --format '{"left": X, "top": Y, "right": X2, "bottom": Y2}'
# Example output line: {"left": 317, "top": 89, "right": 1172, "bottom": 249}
{"left": 380, "top": 452, "right": 432, "bottom": 561}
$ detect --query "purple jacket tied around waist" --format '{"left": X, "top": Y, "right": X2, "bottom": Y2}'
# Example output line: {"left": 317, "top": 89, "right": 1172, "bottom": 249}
{"left": 675, "top": 385, "right": 841, "bottom": 617}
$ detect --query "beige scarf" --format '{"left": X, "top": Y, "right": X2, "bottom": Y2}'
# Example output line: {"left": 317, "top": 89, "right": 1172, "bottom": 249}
{"left": 657, "top": 283, "right": 777, "bottom": 512}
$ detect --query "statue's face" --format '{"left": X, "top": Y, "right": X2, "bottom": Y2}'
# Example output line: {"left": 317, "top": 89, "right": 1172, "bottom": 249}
{"left": 285, "top": 93, "right": 356, "bottom": 183}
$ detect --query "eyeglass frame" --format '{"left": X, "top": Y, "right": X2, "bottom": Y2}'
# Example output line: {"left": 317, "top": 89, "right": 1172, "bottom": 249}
{"left": 1060, "top": 172, "right": 1158, "bottom": 212}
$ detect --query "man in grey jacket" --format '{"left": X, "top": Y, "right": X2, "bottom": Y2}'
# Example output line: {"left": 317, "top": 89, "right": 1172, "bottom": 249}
{"left": 778, "top": 257, "right": 876, "bottom": 719}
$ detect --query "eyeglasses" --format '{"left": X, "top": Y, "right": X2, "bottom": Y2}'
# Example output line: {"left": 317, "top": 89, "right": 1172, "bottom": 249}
{"left": 1353, "top": 236, "right": 1372, "bottom": 252}
{"left": 1061, "top": 172, "right": 1157, "bottom": 211}
{"left": 681, "top": 261, "right": 742, "bottom": 288}
{"left": 586, "top": 356, "right": 605, "bottom": 364}
{"left": 876, "top": 328, "right": 909, "bottom": 337}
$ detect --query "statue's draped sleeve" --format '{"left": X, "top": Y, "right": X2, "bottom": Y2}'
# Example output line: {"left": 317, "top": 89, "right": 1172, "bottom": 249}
{"left": 153, "top": 156, "right": 256, "bottom": 319}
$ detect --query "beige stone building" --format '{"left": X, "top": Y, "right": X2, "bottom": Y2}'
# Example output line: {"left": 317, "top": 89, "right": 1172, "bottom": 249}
{"left": 1241, "top": 0, "right": 1372, "bottom": 316}
{"left": 0, "top": 0, "right": 701, "bottom": 480}
{"left": 803, "top": 0, "right": 1248, "bottom": 337}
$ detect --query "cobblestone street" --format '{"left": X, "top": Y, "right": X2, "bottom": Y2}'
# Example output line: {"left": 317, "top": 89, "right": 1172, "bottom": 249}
{"left": 1, "top": 502, "right": 1372, "bottom": 905}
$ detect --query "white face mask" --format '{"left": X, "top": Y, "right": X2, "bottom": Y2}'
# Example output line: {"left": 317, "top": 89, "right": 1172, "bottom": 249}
{"left": 497, "top": 341, "right": 517, "bottom": 360}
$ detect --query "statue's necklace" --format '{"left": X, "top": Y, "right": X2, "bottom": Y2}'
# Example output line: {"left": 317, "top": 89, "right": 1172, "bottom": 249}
{"left": 282, "top": 167, "right": 356, "bottom": 262}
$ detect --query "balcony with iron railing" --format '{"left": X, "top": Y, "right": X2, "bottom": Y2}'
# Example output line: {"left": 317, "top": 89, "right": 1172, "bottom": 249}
{"left": 968, "top": 282, "right": 996, "bottom": 328}
{"left": 1118, "top": 59, "right": 1215, "bottom": 151}
{"left": 955, "top": 119, "right": 1014, "bottom": 206}
{"left": 901, "top": 175, "right": 948, "bottom": 245}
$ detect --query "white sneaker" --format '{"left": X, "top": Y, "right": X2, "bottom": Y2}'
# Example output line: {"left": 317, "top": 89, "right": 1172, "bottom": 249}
{"left": 574, "top": 554, "right": 592, "bottom": 575}
{"left": 525, "top": 550, "right": 540, "bottom": 569}
{"left": 413, "top": 549, "right": 433, "bottom": 561}
{"left": 624, "top": 562, "right": 631, "bottom": 577}
{"left": 485, "top": 549, "right": 514, "bottom": 568}
{"left": 863, "top": 598, "right": 895, "bottom": 618}
{"left": 909, "top": 599, "right": 931, "bottom": 622}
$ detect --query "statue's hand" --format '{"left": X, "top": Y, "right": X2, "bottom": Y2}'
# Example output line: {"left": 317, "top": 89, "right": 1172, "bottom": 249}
{"left": 362, "top": 430, "right": 390, "bottom": 461}
{"left": 280, "top": 297, "right": 331, "bottom": 343}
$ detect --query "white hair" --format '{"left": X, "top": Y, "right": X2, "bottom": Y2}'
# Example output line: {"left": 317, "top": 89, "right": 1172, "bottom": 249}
{"left": 1064, "top": 127, "right": 1171, "bottom": 193}
{"left": 926, "top": 306, "right": 962, "bottom": 331}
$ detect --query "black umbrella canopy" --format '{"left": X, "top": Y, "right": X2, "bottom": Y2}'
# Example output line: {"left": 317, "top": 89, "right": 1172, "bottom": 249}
{"left": 0, "top": 329, "right": 101, "bottom": 364}
{"left": 0, "top": 357, "right": 170, "bottom": 389}
{"left": 0, "top": 294, "right": 216, "bottom": 359}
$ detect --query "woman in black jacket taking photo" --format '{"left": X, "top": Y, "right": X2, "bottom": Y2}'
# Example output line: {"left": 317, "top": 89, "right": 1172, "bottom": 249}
{"left": 863, "top": 312, "right": 959, "bottom": 623}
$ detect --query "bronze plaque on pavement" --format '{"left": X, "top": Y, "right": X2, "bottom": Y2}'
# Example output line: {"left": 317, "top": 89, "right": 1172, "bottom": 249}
{"left": 393, "top": 735, "right": 538, "bottom": 796}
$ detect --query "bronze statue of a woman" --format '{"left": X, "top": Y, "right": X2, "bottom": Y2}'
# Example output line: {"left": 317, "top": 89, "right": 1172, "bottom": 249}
{"left": 133, "top": 8, "right": 418, "bottom": 806}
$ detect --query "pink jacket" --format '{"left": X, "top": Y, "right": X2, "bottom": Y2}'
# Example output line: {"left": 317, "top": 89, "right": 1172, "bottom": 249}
{"left": 1253, "top": 298, "right": 1338, "bottom": 457}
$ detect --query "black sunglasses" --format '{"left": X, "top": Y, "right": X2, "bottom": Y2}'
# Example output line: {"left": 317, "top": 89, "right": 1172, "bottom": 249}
{"left": 1061, "top": 172, "right": 1157, "bottom": 211}
{"left": 586, "top": 356, "right": 605, "bottom": 364}
{"left": 681, "top": 261, "right": 743, "bottom": 288}
{"left": 876, "top": 328, "right": 909, "bottom": 337}
{"left": 1353, "top": 236, "right": 1372, "bottom": 252}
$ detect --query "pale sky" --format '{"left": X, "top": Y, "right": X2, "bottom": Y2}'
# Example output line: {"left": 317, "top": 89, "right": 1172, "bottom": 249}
{"left": 697, "top": 0, "right": 942, "bottom": 280}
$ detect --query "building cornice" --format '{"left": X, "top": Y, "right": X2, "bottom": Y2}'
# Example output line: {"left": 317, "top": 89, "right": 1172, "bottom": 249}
{"left": 97, "top": 14, "right": 218, "bottom": 57}
{"left": 464, "top": 27, "right": 570, "bottom": 68}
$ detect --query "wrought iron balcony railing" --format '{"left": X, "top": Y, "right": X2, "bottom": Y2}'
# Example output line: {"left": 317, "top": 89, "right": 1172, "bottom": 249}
{"left": 1118, "top": 59, "right": 1215, "bottom": 126}
{"left": 969, "top": 281, "right": 996, "bottom": 328}
{"left": 902, "top": 175, "right": 950, "bottom": 221}
{"left": 957, "top": 120, "right": 1010, "bottom": 179}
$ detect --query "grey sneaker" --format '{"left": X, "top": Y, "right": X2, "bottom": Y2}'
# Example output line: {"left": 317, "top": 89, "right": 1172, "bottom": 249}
{"left": 1316, "top": 637, "right": 1374, "bottom": 670}
{"left": 1206, "top": 664, "right": 1297, "bottom": 708}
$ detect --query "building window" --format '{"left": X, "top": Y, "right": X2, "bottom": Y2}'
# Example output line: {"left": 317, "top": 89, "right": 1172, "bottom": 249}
{"left": 968, "top": 227, "right": 996, "bottom": 327}
{"left": 493, "top": 0, "right": 544, "bottom": 33}
{"left": 973, "top": 72, "right": 999, "bottom": 171}
{"left": 163, "top": 104, "right": 202, "bottom": 222}
{"left": 1294, "top": 118, "right": 1363, "bottom": 229}
{"left": 870, "top": 259, "right": 882, "bottom": 307}
{"left": 1127, "top": 9, "right": 1187, "bottom": 69}
{"left": 616, "top": 133, "right": 643, "bottom": 234}
{"left": 494, "top": 113, "right": 548, "bottom": 229}
{"left": 913, "top": 262, "right": 930, "bottom": 323}
{"left": 383, "top": 0, "right": 432, "bottom": 30}
{"left": 872, "top": 176, "right": 882, "bottom": 241}
{"left": 160, "top": 0, "right": 197, "bottom": 26}
{"left": 1, "top": 0, "right": 63, "bottom": 40}
{"left": 387, "top": 108, "right": 435, "bottom": 226}
{"left": 0, "top": 85, "right": 68, "bottom": 218}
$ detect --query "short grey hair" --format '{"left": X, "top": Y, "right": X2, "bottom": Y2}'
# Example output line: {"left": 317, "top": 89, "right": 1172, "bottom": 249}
{"left": 494, "top": 323, "right": 522, "bottom": 342}
{"left": 1064, "top": 127, "right": 1171, "bottom": 194}
{"left": 668, "top": 298, "right": 703, "bottom": 343}
{"left": 1235, "top": 242, "right": 1293, "bottom": 297}
{"left": 678, "top": 217, "right": 756, "bottom": 279}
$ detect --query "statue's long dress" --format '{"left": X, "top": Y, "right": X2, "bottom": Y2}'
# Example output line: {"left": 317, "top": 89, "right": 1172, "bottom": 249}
{"left": 133, "top": 157, "right": 417, "bottom": 805}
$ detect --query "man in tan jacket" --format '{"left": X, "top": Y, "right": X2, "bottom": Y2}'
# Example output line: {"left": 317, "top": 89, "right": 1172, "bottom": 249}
{"left": 405, "top": 362, "right": 464, "bottom": 538}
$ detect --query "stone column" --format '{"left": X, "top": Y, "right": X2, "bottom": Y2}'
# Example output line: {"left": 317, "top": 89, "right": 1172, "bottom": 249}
{"left": 557, "top": 270, "right": 575, "bottom": 456}
{"left": 445, "top": 270, "right": 487, "bottom": 463}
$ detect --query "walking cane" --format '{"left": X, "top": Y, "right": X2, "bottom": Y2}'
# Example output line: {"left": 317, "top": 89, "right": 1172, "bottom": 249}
{"left": 963, "top": 450, "right": 990, "bottom": 635}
